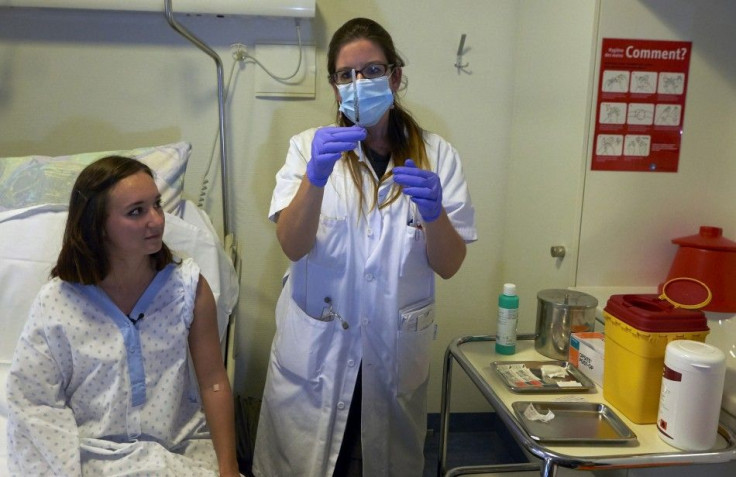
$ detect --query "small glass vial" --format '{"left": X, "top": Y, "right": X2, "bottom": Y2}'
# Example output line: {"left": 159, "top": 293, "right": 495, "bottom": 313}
{"left": 496, "top": 283, "right": 519, "bottom": 355}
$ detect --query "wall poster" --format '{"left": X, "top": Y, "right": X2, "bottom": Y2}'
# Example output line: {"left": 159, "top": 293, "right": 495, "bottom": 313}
{"left": 591, "top": 38, "right": 691, "bottom": 172}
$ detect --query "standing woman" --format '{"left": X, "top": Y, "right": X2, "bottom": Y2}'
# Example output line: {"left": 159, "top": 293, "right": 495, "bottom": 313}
{"left": 7, "top": 156, "right": 239, "bottom": 476}
{"left": 253, "top": 17, "right": 476, "bottom": 477}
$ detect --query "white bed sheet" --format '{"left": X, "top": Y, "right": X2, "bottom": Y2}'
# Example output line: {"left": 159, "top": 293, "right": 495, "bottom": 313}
{"left": 0, "top": 200, "right": 238, "bottom": 476}
{"left": 0, "top": 363, "right": 7, "bottom": 477}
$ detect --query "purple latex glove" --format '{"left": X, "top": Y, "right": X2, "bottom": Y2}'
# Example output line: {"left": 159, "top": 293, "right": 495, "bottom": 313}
{"left": 306, "top": 126, "right": 366, "bottom": 187}
{"left": 392, "top": 159, "right": 443, "bottom": 223}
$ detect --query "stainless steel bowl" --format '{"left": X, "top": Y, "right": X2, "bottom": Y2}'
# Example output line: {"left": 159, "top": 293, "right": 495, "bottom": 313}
{"left": 535, "top": 289, "right": 598, "bottom": 360}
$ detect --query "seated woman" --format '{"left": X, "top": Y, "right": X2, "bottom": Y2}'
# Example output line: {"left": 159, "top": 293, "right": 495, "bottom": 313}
{"left": 6, "top": 156, "right": 239, "bottom": 476}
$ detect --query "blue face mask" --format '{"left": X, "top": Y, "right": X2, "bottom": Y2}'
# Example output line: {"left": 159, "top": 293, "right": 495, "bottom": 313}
{"left": 337, "top": 76, "right": 394, "bottom": 127}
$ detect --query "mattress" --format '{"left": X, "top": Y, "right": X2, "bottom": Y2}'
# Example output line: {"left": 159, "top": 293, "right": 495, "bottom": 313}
{"left": 0, "top": 201, "right": 238, "bottom": 476}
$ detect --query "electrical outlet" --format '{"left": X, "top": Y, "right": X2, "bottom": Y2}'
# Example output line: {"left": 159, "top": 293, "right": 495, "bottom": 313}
{"left": 230, "top": 43, "right": 247, "bottom": 62}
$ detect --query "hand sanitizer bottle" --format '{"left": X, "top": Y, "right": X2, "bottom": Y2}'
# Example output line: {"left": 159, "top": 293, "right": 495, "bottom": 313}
{"left": 496, "top": 283, "right": 519, "bottom": 355}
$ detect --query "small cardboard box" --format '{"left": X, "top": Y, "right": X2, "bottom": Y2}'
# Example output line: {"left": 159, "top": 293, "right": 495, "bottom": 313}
{"left": 569, "top": 332, "right": 605, "bottom": 387}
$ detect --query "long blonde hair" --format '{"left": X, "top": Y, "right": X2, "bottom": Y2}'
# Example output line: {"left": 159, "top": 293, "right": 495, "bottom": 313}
{"left": 327, "top": 18, "right": 429, "bottom": 212}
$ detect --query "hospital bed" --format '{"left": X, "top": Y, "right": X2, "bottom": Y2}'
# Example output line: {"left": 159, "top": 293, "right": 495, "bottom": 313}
{"left": 0, "top": 142, "right": 240, "bottom": 474}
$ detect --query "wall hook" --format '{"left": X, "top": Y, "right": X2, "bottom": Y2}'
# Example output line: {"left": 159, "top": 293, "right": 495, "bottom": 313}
{"left": 454, "top": 33, "right": 469, "bottom": 70}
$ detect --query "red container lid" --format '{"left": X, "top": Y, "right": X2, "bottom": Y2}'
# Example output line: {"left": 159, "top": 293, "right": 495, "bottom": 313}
{"left": 604, "top": 294, "right": 708, "bottom": 333}
{"left": 672, "top": 226, "right": 736, "bottom": 252}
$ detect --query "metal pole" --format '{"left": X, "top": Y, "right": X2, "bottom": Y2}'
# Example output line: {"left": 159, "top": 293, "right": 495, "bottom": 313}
{"left": 438, "top": 344, "right": 455, "bottom": 476}
{"left": 163, "top": 0, "right": 231, "bottom": 239}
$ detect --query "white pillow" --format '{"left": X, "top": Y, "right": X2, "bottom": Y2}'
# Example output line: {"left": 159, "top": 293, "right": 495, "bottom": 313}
{"left": 0, "top": 142, "right": 191, "bottom": 214}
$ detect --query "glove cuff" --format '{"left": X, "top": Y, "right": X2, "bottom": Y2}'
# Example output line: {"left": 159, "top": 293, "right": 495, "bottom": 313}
{"left": 306, "top": 161, "right": 329, "bottom": 187}
{"left": 421, "top": 207, "right": 441, "bottom": 223}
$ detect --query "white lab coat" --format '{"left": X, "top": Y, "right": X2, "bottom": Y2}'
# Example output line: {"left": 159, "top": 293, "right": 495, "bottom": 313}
{"left": 253, "top": 128, "right": 476, "bottom": 477}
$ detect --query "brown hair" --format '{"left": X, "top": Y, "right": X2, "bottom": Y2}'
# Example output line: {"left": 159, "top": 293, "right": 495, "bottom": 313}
{"left": 51, "top": 155, "right": 174, "bottom": 284}
{"left": 327, "top": 17, "right": 429, "bottom": 211}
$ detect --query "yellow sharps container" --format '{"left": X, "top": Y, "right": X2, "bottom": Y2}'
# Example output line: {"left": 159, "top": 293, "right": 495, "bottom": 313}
{"left": 603, "top": 293, "right": 709, "bottom": 424}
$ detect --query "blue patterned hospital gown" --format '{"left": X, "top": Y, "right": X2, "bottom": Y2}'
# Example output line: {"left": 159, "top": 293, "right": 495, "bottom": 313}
{"left": 6, "top": 258, "right": 219, "bottom": 476}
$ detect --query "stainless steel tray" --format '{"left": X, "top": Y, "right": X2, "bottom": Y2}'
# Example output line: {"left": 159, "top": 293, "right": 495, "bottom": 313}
{"left": 511, "top": 401, "right": 638, "bottom": 444}
{"left": 492, "top": 360, "right": 595, "bottom": 393}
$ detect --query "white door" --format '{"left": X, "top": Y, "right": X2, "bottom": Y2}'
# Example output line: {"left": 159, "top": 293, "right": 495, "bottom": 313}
{"left": 501, "top": 1, "right": 600, "bottom": 333}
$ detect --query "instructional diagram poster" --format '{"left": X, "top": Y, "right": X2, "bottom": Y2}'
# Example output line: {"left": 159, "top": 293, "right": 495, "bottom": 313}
{"left": 591, "top": 38, "right": 692, "bottom": 172}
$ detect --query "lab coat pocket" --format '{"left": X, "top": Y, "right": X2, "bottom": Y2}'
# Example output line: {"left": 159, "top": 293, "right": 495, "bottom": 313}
{"left": 400, "top": 224, "right": 431, "bottom": 279}
{"left": 396, "top": 300, "right": 435, "bottom": 396}
{"left": 274, "top": 292, "right": 336, "bottom": 381}
{"left": 308, "top": 214, "right": 348, "bottom": 269}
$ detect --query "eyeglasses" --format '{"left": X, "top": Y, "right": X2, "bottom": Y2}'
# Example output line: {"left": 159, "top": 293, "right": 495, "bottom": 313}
{"left": 330, "top": 63, "right": 394, "bottom": 85}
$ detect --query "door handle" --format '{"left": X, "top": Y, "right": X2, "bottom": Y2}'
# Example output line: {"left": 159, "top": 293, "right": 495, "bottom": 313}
{"left": 550, "top": 245, "right": 566, "bottom": 258}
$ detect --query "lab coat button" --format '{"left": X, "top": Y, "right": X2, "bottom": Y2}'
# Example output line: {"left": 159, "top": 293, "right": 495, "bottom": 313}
{"left": 337, "top": 401, "right": 346, "bottom": 410}
{"left": 367, "top": 228, "right": 374, "bottom": 237}
{"left": 347, "top": 359, "right": 355, "bottom": 367}
{"left": 365, "top": 273, "right": 374, "bottom": 281}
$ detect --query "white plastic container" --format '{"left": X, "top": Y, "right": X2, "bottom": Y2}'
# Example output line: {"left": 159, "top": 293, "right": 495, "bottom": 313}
{"left": 657, "top": 340, "right": 726, "bottom": 450}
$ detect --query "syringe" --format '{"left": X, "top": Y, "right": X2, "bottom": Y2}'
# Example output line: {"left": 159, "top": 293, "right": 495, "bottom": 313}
{"left": 352, "top": 69, "right": 364, "bottom": 161}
